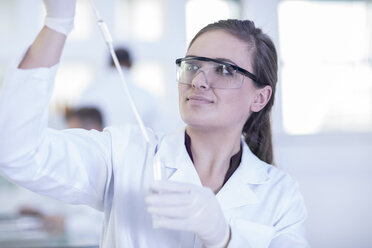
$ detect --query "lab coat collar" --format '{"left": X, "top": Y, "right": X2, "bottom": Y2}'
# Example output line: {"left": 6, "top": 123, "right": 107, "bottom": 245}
{"left": 156, "top": 128, "right": 271, "bottom": 209}
{"left": 216, "top": 141, "right": 271, "bottom": 209}
{"left": 232, "top": 139, "right": 271, "bottom": 185}
{"left": 156, "top": 127, "right": 202, "bottom": 186}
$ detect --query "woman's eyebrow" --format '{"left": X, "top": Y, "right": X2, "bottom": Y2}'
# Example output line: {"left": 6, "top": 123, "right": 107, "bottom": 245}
{"left": 185, "top": 55, "right": 238, "bottom": 65}
{"left": 215, "top": 57, "right": 238, "bottom": 66}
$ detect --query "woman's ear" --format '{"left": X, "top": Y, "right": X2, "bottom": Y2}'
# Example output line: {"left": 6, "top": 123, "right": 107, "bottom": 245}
{"left": 250, "top": 85, "right": 272, "bottom": 112}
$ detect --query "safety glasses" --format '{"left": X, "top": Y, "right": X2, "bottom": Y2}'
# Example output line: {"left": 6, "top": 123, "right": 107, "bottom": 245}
{"left": 175, "top": 56, "right": 258, "bottom": 89}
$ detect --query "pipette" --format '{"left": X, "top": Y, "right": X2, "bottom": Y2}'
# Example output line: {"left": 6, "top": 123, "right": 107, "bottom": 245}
{"left": 88, "top": 0, "right": 163, "bottom": 180}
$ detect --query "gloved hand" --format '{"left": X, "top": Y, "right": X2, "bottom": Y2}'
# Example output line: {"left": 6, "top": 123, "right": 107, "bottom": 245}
{"left": 43, "top": 0, "right": 77, "bottom": 36}
{"left": 146, "top": 181, "right": 230, "bottom": 248}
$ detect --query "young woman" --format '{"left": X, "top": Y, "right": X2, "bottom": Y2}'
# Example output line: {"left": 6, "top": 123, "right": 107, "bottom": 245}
{"left": 0, "top": 0, "right": 309, "bottom": 247}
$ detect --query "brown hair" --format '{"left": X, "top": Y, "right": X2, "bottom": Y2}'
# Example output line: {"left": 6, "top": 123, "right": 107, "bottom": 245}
{"left": 188, "top": 19, "right": 278, "bottom": 165}
{"left": 110, "top": 47, "right": 132, "bottom": 68}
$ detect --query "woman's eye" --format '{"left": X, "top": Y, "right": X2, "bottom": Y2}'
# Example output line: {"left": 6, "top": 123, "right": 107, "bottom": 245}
{"left": 216, "top": 64, "right": 234, "bottom": 76}
{"left": 183, "top": 62, "right": 199, "bottom": 72}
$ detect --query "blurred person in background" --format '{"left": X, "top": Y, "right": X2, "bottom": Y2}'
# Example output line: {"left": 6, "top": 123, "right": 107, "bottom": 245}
{"left": 65, "top": 106, "right": 104, "bottom": 131}
{"left": 76, "top": 47, "right": 164, "bottom": 132}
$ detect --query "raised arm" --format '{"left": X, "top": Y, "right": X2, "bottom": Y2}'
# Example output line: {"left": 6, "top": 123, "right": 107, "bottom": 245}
{"left": 19, "top": 0, "right": 76, "bottom": 69}
{"left": 0, "top": 0, "right": 112, "bottom": 211}
{"left": 18, "top": 26, "right": 66, "bottom": 69}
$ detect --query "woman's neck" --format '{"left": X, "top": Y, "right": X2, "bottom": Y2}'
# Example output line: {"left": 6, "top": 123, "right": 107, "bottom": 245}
{"left": 186, "top": 126, "right": 242, "bottom": 193}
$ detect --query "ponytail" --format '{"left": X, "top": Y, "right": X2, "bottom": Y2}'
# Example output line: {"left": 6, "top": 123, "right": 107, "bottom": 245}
{"left": 243, "top": 111, "right": 273, "bottom": 165}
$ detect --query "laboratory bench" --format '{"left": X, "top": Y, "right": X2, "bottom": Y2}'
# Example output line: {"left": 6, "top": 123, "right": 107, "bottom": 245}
{"left": 0, "top": 213, "right": 98, "bottom": 248}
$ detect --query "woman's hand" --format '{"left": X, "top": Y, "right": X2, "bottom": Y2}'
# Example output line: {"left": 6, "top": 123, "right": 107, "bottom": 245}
{"left": 146, "top": 181, "right": 230, "bottom": 248}
{"left": 43, "top": 0, "right": 77, "bottom": 36}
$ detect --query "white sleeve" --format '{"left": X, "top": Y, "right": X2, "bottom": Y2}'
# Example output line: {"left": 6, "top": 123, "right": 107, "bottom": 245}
{"left": 0, "top": 55, "right": 112, "bottom": 211}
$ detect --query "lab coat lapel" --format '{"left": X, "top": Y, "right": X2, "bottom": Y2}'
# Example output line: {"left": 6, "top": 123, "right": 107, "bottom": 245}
{"left": 216, "top": 177, "right": 259, "bottom": 210}
{"left": 156, "top": 128, "right": 202, "bottom": 186}
{"left": 216, "top": 141, "right": 270, "bottom": 210}
{"left": 166, "top": 156, "right": 202, "bottom": 186}
{"left": 156, "top": 129, "right": 270, "bottom": 210}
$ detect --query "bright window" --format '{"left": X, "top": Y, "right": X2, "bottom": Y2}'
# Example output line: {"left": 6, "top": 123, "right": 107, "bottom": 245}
{"left": 115, "top": 0, "right": 131, "bottom": 41}
{"left": 115, "top": 0, "right": 164, "bottom": 42}
{"left": 132, "top": 0, "right": 164, "bottom": 42}
{"left": 131, "top": 62, "right": 166, "bottom": 98}
{"left": 51, "top": 63, "right": 94, "bottom": 110}
{"left": 186, "top": 0, "right": 240, "bottom": 45}
{"left": 278, "top": 0, "right": 372, "bottom": 135}
{"left": 69, "top": 0, "right": 94, "bottom": 41}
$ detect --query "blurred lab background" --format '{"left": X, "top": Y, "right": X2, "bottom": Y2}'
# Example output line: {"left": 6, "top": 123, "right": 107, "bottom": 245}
{"left": 0, "top": 0, "right": 371, "bottom": 247}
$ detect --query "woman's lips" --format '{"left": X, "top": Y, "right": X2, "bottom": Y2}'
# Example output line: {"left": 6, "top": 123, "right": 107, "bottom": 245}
{"left": 187, "top": 95, "right": 213, "bottom": 103}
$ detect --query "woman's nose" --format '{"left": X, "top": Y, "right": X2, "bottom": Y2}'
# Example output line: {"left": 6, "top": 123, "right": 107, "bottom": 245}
{"left": 191, "top": 70, "right": 210, "bottom": 90}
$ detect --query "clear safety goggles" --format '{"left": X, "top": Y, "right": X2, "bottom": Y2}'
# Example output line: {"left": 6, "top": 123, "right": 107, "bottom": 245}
{"left": 175, "top": 56, "right": 259, "bottom": 89}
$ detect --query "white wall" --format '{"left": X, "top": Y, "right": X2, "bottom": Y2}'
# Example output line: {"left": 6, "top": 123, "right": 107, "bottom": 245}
{"left": 242, "top": 0, "right": 372, "bottom": 247}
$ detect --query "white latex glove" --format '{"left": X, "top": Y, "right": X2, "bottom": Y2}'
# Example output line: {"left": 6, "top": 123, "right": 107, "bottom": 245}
{"left": 146, "top": 181, "right": 230, "bottom": 248}
{"left": 43, "top": 0, "right": 77, "bottom": 36}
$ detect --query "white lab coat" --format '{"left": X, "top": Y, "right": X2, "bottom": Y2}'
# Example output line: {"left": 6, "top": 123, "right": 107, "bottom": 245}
{"left": 0, "top": 56, "right": 310, "bottom": 248}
